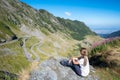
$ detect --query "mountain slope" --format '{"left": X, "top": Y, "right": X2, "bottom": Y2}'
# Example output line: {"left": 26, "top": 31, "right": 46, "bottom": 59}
{"left": 57, "top": 17, "right": 96, "bottom": 40}
{"left": 0, "top": 0, "right": 102, "bottom": 80}
{"left": 90, "top": 37, "right": 120, "bottom": 79}
{"left": 97, "top": 33, "right": 109, "bottom": 38}
{"left": 0, "top": 21, "right": 17, "bottom": 43}
{"left": 107, "top": 30, "right": 120, "bottom": 38}
{"left": 0, "top": 0, "right": 95, "bottom": 41}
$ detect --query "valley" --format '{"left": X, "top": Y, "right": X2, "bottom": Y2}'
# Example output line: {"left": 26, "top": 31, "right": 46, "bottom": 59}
{"left": 0, "top": 0, "right": 120, "bottom": 80}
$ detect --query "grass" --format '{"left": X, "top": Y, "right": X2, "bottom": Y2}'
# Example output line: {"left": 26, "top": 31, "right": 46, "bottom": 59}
{"left": 0, "top": 40, "right": 30, "bottom": 80}
{"left": 91, "top": 38, "right": 120, "bottom": 56}
{"left": 38, "top": 53, "right": 49, "bottom": 63}
{"left": 18, "top": 61, "right": 40, "bottom": 80}
{"left": 0, "top": 31, "right": 104, "bottom": 80}
{"left": 40, "top": 28, "right": 50, "bottom": 35}
{"left": 29, "top": 42, "right": 49, "bottom": 62}
{"left": 90, "top": 37, "right": 120, "bottom": 79}
{"left": 25, "top": 36, "right": 40, "bottom": 59}
{"left": 40, "top": 41, "right": 55, "bottom": 55}
{"left": 21, "top": 36, "right": 49, "bottom": 62}
{"left": 96, "top": 68, "right": 120, "bottom": 80}
{"left": 0, "top": 21, "right": 15, "bottom": 40}
{"left": 0, "top": 54, "right": 29, "bottom": 73}
{"left": 25, "top": 36, "right": 40, "bottom": 48}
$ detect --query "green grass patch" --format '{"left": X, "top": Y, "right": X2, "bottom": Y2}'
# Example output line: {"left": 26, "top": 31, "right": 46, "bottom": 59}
{"left": 96, "top": 68, "right": 120, "bottom": 80}
{"left": 0, "top": 40, "right": 30, "bottom": 78}
{"left": 0, "top": 21, "right": 15, "bottom": 40}
{"left": 25, "top": 36, "right": 40, "bottom": 59}
{"left": 91, "top": 38, "right": 120, "bottom": 56}
{"left": 40, "top": 41, "right": 55, "bottom": 55}
{"left": 0, "top": 53, "right": 29, "bottom": 74}
{"left": 90, "top": 38, "right": 120, "bottom": 79}
{"left": 40, "top": 28, "right": 50, "bottom": 35}
{"left": 33, "top": 48, "right": 49, "bottom": 62}
{"left": 25, "top": 36, "right": 40, "bottom": 48}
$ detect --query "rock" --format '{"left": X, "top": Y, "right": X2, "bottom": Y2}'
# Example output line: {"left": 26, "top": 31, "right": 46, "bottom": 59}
{"left": 30, "top": 57, "right": 99, "bottom": 80}
{"left": 0, "top": 39, "right": 6, "bottom": 43}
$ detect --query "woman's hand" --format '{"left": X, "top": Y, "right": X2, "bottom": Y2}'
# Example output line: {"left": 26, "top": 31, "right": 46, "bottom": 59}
{"left": 68, "top": 57, "right": 74, "bottom": 63}
{"left": 72, "top": 58, "right": 79, "bottom": 65}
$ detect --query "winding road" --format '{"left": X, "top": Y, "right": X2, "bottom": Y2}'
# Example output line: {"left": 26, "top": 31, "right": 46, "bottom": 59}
{"left": 0, "top": 39, "right": 18, "bottom": 46}
{"left": 36, "top": 41, "right": 51, "bottom": 57}
{"left": 30, "top": 42, "right": 40, "bottom": 61}
{"left": 22, "top": 38, "right": 33, "bottom": 62}
{"left": 22, "top": 37, "right": 52, "bottom": 62}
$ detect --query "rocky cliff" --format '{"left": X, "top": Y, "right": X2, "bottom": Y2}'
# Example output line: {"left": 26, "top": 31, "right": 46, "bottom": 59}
{"left": 30, "top": 57, "right": 99, "bottom": 80}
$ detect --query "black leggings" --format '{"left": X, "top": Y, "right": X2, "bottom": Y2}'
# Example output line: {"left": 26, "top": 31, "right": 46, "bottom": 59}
{"left": 60, "top": 60, "right": 81, "bottom": 76}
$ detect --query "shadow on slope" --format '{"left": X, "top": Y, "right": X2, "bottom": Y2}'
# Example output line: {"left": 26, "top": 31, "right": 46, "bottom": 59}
{"left": 0, "top": 70, "right": 18, "bottom": 80}
{"left": 89, "top": 55, "right": 109, "bottom": 68}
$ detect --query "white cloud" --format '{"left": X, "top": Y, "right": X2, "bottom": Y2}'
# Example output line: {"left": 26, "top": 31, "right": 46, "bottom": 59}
{"left": 65, "top": 12, "right": 71, "bottom": 16}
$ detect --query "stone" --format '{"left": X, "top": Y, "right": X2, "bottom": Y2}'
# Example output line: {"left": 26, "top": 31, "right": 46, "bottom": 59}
{"left": 30, "top": 57, "right": 100, "bottom": 80}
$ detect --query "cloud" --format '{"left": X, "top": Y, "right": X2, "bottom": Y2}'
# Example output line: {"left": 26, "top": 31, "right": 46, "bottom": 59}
{"left": 65, "top": 12, "right": 71, "bottom": 16}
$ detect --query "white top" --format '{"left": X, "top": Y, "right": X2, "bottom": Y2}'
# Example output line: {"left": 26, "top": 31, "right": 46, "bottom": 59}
{"left": 78, "top": 57, "right": 90, "bottom": 76}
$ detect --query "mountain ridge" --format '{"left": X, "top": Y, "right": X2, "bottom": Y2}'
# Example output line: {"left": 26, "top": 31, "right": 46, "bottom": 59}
{"left": 107, "top": 30, "right": 120, "bottom": 38}
{"left": 98, "top": 30, "right": 120, "bottom": 38}
{"left": 0, "top": 0, "right": 96, "bottom": 42}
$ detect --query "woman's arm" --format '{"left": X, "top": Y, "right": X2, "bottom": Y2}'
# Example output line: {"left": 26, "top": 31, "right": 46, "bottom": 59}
{"left": 72, "top": 58, "right": 79, "bottom": 65}
{"left": 68, "top": 57, "right": 73, "bottom": 63}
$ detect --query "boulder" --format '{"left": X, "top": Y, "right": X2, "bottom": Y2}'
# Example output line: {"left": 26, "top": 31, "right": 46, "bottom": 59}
{"left": 30, "top": 57, "right": 99, "bottom": 80}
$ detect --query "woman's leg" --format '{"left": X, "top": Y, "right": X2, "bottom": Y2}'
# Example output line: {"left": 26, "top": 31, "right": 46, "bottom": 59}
{"left": 72, "top": 65, "right": 81, "bottom": 76}
{"left": 60, "top": 59, "right": 81, "bottom": 76}
{"left": 60, "top": 59, "right": 73, "bottom": 67}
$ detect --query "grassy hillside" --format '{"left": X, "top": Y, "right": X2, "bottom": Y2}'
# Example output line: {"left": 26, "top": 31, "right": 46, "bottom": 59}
{"left": 0, "top": 21, "right": 17, "bottom": 43}
{"left": 90, "top": 37, "right": 120, "bottom": 79}
{"left": 0, "top": 39, "right": 30, "bottom": 80}
{"left": 57, "top": 17, "right": 96, "bottom": 40}
{"left": 0, "top": 0, "right": 96, "bottom": 40}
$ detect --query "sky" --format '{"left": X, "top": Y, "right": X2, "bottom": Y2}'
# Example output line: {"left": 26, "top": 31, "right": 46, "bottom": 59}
{"left": 20, "top": 0, "right": 120, "bottom": 34}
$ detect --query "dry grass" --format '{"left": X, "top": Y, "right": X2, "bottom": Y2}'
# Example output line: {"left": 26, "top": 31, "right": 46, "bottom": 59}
{"left": 96, "top": 68, "right": 113, "bottom": 80}
{"left": 102, "top": 49, "right": 120, "bottom": 66}
{"left": 18, "top": 61, "right": 39, "bottom": 80}
{"left": 90, "top": 38, "right": 120, "bottom": 79}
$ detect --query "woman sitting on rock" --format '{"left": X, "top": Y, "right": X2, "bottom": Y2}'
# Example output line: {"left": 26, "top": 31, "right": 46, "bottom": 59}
{"left": 60, "top": 47, "right": 90, "bottom": 77}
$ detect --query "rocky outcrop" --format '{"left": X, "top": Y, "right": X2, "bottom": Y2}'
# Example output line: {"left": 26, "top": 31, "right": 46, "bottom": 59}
{"left": 30, "top": 57, "right": 99, "bottom": 80}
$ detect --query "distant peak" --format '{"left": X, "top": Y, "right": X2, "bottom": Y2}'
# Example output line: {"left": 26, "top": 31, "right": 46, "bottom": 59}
{"left": 39, "top": 9, "right": 54, "bottom": 17}
{"left": 39, "top": 9, "right": 49, "bottom": 13}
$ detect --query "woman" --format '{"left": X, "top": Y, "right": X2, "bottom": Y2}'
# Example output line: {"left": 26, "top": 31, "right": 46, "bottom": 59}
{"left": 60, "top": 48, "right": 90, "bottom": 77}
